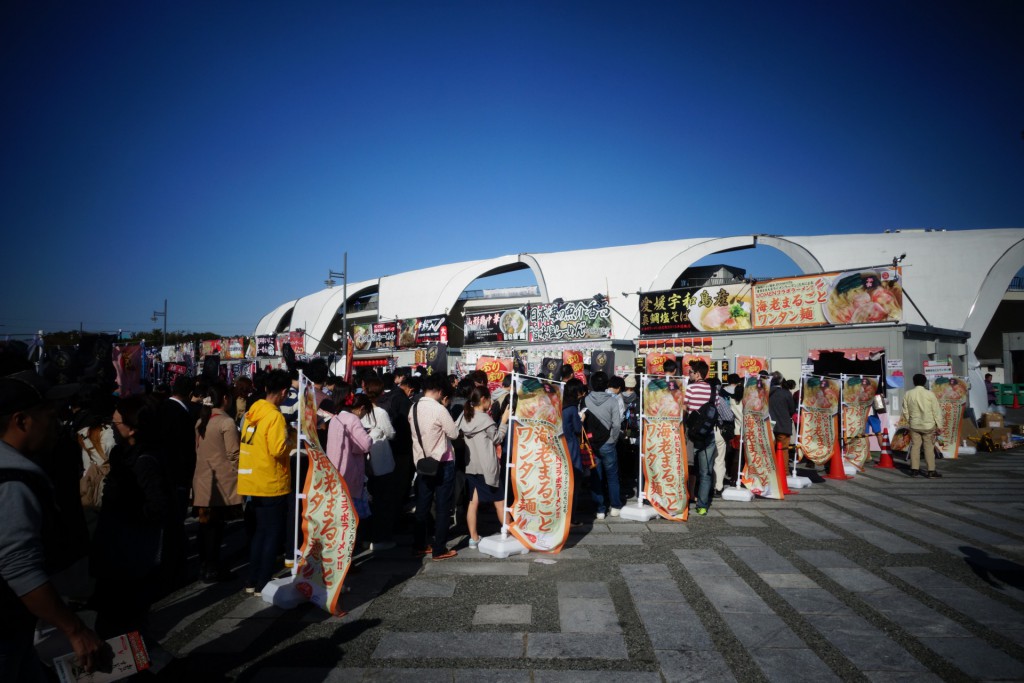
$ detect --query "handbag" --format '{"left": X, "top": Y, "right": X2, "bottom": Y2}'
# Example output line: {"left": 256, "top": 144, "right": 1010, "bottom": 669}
{"left": 413, "top": 399, "right": 440, "bottom": 476}
{"left": 368, "top": 439, "right": 395, "bottom": 476}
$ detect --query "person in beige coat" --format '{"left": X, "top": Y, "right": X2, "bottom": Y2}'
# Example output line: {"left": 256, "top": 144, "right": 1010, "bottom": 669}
{"left": 194, "top": 381, "right": 243, "bottom": 582}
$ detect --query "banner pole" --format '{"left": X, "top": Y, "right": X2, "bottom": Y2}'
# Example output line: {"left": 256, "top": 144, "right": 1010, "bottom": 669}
{"left": 793, "top": 370, "right": 808, "bottom": 477}
{"left": 499, "top": 372, "right": 518, "bottom": 539}
{"left": 635, "top": 374, "right": 646, "bottom": 508}
{"left": 839, "top": 373, "right": 847, "bottom": 463}
{"left": 292, "top": 371, "right": 306, "bottom": 577}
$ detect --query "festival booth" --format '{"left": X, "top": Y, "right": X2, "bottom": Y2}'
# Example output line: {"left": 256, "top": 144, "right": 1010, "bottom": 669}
{"left": 634, "top": 265, "right": 975, "bottom": 499}
{"left": 458, "top": 298, "right": 635, "bottom": 386}
{"left": 347, "top": 315, "right": 451, "bottom": 376}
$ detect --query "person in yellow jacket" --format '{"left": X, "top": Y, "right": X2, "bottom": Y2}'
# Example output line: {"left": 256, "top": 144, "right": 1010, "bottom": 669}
{"left": 902, "top": 373, "right": 943, "bottom": 479}
{"left": 238, "top": 369, "right": 292, "bottom": 594}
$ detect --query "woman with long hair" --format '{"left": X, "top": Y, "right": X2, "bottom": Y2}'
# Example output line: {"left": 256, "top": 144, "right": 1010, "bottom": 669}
{"left": 457, "top": 387, "right": 509, "bottom": 548}
{"left": 325, "top": 393, "right": 373, "bottom": 547}
{"left": 194, "top": 380, "right": 242, "bottom": 582}
{"left": 92, "top": 394, "right": 170, "bottom": 639}
{"left": 562, "top": 378, "right": 586, "bottom": 526}
{"left": 361, "top": 377, "right": 398, "bottom": 550}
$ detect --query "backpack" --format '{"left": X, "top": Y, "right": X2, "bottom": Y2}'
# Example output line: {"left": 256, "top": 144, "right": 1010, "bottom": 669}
{"left": 685, "top": 387, "right": 719, "bottom": 445}
{"left": 584, "top": 409, "right": 611, "bottom": 450}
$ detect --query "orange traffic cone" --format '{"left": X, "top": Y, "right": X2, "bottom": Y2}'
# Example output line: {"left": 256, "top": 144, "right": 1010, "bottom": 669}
{"left": 875, "top": 428, "right": 896, "bottom": 469}
{"left": 1013, "top": 391, "right": 1021, "bottom": 410}
{"left": 823, "top": 424, "right": 852, "bottom": 480}
{"left": 774, "top": 440, "right": 793, "bottom": 495}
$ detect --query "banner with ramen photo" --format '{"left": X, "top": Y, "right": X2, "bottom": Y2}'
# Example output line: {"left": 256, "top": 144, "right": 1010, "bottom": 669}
{"left": 798, "top": 375, "right": 841, "bottom": 465}
{"left": 740, "top": 374, "right": 784, "bottom": 499}
{"left": 841, "top": 375, "right": 879, "bottom": 470}
{"left": 508, "top": 376, "right": 573, "bottom": 553}
{"left": 641, "top": 376, "right": 688, "bottom": 521}
{"left": 931, "top": 376, "right": 969, "bottom": 458}
{"left": 296, "top": 373, "right": 357, "bottom": 616}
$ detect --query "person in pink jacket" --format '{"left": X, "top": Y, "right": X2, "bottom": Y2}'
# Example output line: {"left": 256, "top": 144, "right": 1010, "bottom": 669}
{"left": 325, "top": 394, "right": 374, "bottom": 522}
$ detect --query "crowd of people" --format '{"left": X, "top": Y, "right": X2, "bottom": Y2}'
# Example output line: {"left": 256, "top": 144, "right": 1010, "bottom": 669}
{"left": 2, "top": 346, "right": 898, "bottom": 679}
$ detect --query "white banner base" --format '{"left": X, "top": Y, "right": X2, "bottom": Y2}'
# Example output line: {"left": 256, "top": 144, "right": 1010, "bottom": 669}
{"left": 260, "top": 575, "right": 306, "bottom": 609}
{"left": 722, "top": 486, "right": 753, "bottom": 502}
{"left": 843, "top": 462, "right": 859, "bottom": 476}
{"left": 788, "top": 475, "right": 813, "bottom": 489}
{"left": 620, "top": 502, "right": 660, "bottom": 521}
{"left": 478, "top": 533, "right": 529, "bottom": 559}
{"left": 958, "top": 446, "right": 977, "bottom": 456}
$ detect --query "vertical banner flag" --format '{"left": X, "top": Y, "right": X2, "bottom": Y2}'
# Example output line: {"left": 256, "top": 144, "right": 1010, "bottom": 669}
{"left": 425, "top": 343, "right": 447, "bottom": 377}
{"left": 644, "top": 352, "right": 672, "bottom": 375}
{"left": 841, "top": 375, "right": 879, "bottom": 470}
{"left": 736, "top": 355, "right": 768, "bottom": 377}
{"left": 562, "top": 350, "right": 585, "bottom": 381}
{"left": 112, "top": 344, "right": 143, "bottom": 396}
{"left": 640, "top": 376, "right": 688, "bottom": 521}
{"left": 540, "top": 357, "right": 561, "bottom": 380}
{"left": 932, "top": 376, "right": 970, "bottom": 458}
{"left": 798, "top": 375, "right": 841, "bottom": 465}
{"left": 740, "top": 375, "right": 784, "bottom": 498}
{"left": 509, "top": 376, "right": 573, "bottom": 553}
{"left": 590, "top": 350, "right": 614, "bottom": 377}
{"left": 295, "top": 373, "right": 357, "bottom": 615}
{"left": 476, "top": 356, "right": 513, "bottom": 393}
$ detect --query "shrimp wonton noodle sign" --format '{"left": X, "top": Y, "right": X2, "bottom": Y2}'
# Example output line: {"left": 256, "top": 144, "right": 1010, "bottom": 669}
{"left": 740, "top": 375, "right": 784, "bottom": 499}
{"left": 842, "top": 375, "right": 879, "bottom": 470}
{"left": 296, "top": 374, "right": 358, "bottom": 615}
{"left": 798, "top": 375, "right": 841, "bottom": 466}
{"left": 641, "top": 376, "right": 688, "bottom": 521}
{"left": 509, "top": 376, "right": 573, "bottom": 553}
{"left": 932, "top": 376, "right": 969, "bottom": 458}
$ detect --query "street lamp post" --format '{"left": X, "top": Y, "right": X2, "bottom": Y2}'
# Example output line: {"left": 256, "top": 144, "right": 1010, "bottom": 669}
{"left": 325, "top": 251, "right": 348, "bottom": 351}
{"left": 151, "top": 298, "right": 167, "bottom": 347}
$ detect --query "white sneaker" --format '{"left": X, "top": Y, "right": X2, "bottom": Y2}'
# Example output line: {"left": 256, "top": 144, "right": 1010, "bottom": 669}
{"left": 610, "top": 508, "right": 621, "bottom": 517}
{"left": 596, "top": 512, "right": 606, "bottom": 520}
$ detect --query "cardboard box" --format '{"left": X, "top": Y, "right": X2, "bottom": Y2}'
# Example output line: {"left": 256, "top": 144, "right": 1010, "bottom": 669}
{"left": 983, "top": 412, "right": 1005, "bottom": 428}
{"left": 960, "top": 418, "right": 981, "bottom": 442}
{"left": 989, "top": 427, "right": 1012, "bottom": 449}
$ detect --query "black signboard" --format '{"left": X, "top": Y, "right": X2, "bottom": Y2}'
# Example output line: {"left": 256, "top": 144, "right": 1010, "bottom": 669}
{"left": 638, "top": 289, "right": 696, "bottom": 336}
{"left": 256, "top": 335, "right": 277, "bottom": 357}
{"left": 398, "top": 315, "right": 448, "bottom": 347}
{"left": 529, "top": 299, "right": 612, "bottom": 343}
{"left": 464, "top": 307, "right": 528, "bottom": 345}
{"left": 425, "top": 343, "right": 447, "bottom": 377}
{"left": 351, "top": 322, "right": 398, "bottom": 351}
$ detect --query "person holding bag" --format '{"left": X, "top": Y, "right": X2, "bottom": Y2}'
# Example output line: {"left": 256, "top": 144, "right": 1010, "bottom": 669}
{"left": 360, "top": 378, "right": 398, "bottom": 551}
{"left": 409, "top": 375, "right": 460, "bottom": 561}
{"left": 457, "top": 387, "right": 510, "bottom": 549}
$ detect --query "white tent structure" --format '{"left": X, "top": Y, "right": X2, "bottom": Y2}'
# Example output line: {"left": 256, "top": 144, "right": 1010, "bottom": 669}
{"left": 254, "top": 228, "right": 1024, "bottom": 410}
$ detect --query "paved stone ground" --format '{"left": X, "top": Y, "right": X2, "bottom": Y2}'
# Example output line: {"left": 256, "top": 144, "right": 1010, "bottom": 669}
{"left": 141, "top": 448, "right": 1024, "bottom": 682}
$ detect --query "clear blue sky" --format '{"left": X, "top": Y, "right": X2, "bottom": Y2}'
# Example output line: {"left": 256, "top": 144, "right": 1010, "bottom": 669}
{"left": 2, "top": 1, "right": 1021, "bottom": 337}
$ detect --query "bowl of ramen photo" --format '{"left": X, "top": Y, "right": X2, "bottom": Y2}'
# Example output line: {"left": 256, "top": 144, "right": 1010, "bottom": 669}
{"left": 825, "top": 270, "right": 902, "bottom": 325}
{"left": 499, "top": 309, "right": 527, "bottom": 338}
{"left": 353, "top": 327, "right": 371, "bottom": 351}
{"left": 688, "top": 288, "right": 753, "bottom": 332}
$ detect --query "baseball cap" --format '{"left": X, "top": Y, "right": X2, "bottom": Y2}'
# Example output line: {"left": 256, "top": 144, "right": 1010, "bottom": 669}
{"left": 0, "top": 371, "right": 79, "bottom": 415}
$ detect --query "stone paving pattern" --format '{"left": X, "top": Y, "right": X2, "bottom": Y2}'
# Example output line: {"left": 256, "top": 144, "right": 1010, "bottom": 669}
{"left": 145, "top": 449, "right": 1024, "bottom": 681}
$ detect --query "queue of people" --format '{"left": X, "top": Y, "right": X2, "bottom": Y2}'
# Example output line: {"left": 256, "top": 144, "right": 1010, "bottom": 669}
{"left": 1, "top": 351, "right": 912, "bottom": 680}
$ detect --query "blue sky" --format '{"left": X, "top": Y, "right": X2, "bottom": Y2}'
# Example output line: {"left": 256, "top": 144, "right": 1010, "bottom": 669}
{"left": 1, "top": 1, "right": 1021, "bottom": 337}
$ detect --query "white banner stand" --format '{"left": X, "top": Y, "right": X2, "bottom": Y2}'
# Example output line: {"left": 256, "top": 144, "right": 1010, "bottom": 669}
{"left": 722, "top": 372, "right": 752, "bottom": 503}
{"left": 479, "top": 372, "right": 529, "bottom": 559}
{"left": 621, "top": 373, "right": 659, "bottom": 521}
{"left": 788, "top": 370, "right": 813, "bottom": 489}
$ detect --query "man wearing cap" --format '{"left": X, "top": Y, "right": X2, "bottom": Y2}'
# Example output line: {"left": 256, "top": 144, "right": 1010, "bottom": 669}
{"left": 0, "top": 372, "right": 111, "bottom": 679}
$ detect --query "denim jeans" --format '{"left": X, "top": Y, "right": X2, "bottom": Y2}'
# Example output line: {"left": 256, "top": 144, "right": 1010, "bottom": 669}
{"left": 414, "top": 460, "right": 455, "bottom": 556}
{"left": 590, "top": 441, "right": 622, "bottom": 514}
{"left": 247, "top": 494, "right": 288, "bottom": 591}
{"left": 693, "top": 438, "right": 716, "bottom": 509}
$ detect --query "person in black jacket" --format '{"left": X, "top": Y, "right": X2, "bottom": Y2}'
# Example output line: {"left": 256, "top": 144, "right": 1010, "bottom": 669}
{"left": 92, "top": 394, "right": 171, "bottom": 640}
{"left": 156, "top": 375, "right": 197, "bottom": 589}
{"left": 768, "top": 372, "right": 796, "bottom": 456}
